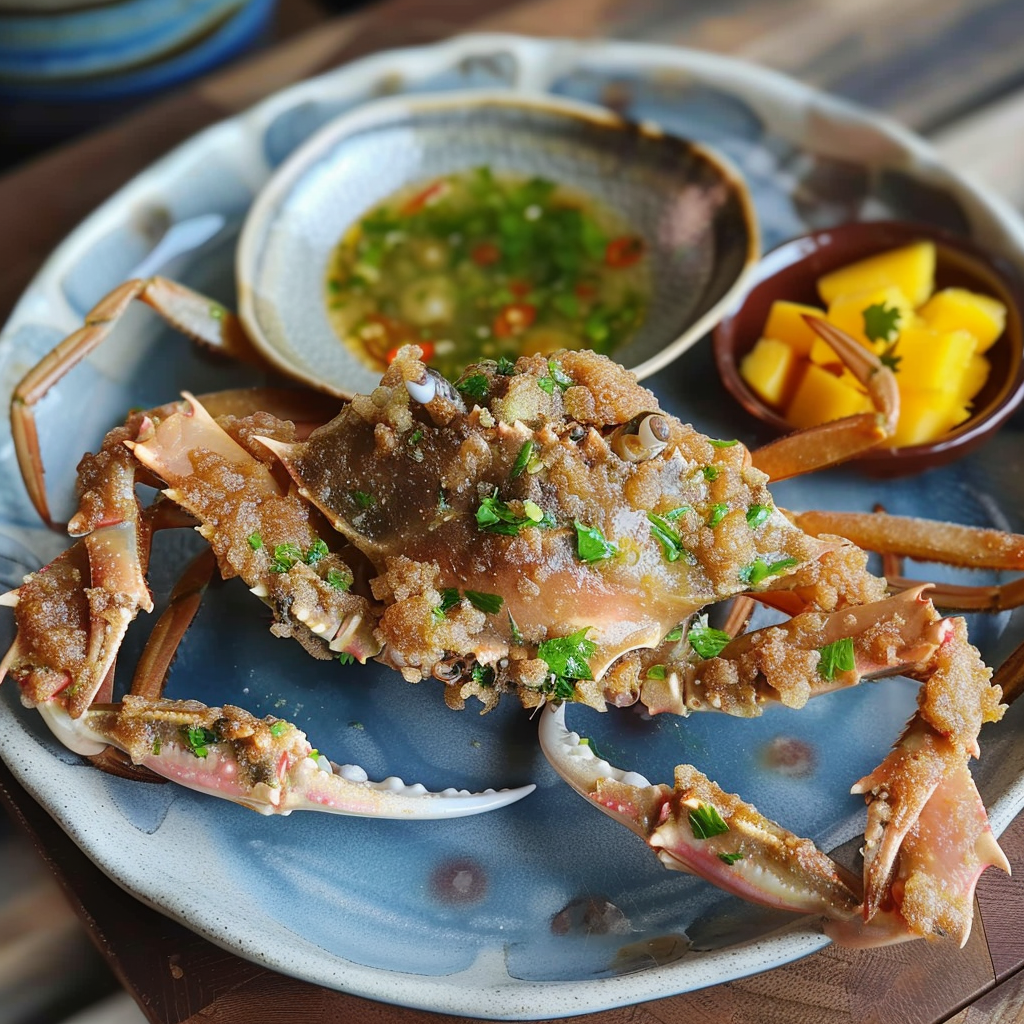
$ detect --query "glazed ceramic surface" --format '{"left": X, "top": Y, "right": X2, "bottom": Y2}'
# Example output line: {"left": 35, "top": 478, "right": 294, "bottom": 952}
{"left": 1, "top": 34, "right": 1024, "bottom": 1021}
{"left": 238, "top": 90, "right": 758, "bottom": 396}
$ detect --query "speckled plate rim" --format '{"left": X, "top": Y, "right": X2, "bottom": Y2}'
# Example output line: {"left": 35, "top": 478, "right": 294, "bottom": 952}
{"left": 1, "top": 32, "right": 1024, "bottom": 1021}
{"left": 236, "top": 87, "right": 761, "bottom": 397}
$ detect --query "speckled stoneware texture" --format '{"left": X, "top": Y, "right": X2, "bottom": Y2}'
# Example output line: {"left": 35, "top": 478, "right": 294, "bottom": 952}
{"left": 238, "top": 90, "right": 758, "bottom": 397}
{"left": 1, "top": 34, "right": 1024, "bottom": 1022}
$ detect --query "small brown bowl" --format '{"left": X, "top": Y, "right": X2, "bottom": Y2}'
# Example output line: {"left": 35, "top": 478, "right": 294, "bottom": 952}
{"left": 713, "top": 220, "right": 1024, "bottom": 476}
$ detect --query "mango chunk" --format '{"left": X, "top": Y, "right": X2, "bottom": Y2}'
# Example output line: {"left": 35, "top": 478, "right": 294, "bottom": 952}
{"left": 825, "top": 286, "right": 915, "bottom": 350}
{"left": 958, "top": 352, "right": 990, "bottom": 403}
{"left": 918, "top": 288, "right": 1006, "bottom": 353}
{"left": 817, "top": 242, "right": 936, "bottom": 307}
{"left": 894, "top": 325, "right": 975, "bottom": 393}
{"left": 739, "top": 337, "right": 800, "bottom": 407}
{"left": 785, "top": 363, "right": 871, "bottom": 430}
{"left": 808, "top": 335, "right": 843, "bottom": 367}
{"left": 762, "top": 300, "right": 826, "bottom": 356}
{"left": 890, "top": 389, "right": 971, "bottom": 447}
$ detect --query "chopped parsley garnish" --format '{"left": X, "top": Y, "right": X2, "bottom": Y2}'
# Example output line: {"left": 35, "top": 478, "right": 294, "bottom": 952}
{"left": 152, "top": 737, "right": 161, "bottom": 756}
{"left": 247, "top": 532, "right": 263, "bottom": 551}
{"left": 647, "top": 511, "right": 689, "bottom": 563}
{"left": 703, "top": 465, "right": 720, "bottom": 481}
{"left": 574, "top": 520, "right": 618, "bottom": 563}
{"left": 664, "top": 624, "right": 684, "bottom": 643}
{"left": 688, "top": 801, "right": 730, "bottom": 840}
{"left": 746, "top": 504, "right": 772, "bottom": 530}
{"left": 511, "top": 439, "right": 534, "bottom": 479}
{"left": 471, "top": 663, "right": 496, "bottom": 686}
{"left": 863, "top": 302, "right": 902, "bottom": 344}
{"left": 326, "top": 567, "right": 352, "bottom": 591}
{"left": 476, "top": 491, "right": 553, "bottom": 534}
{"left": 508, "top": 611, "right": 524, "bottom": 645}
{"left": 183, "top": 726, "right": 218, "bottom": 758}
{"left": 687, "top": 619, "right": 732, "bottom": 659}
{"left": 818, "top": 636, "right": 856, "bottom": 681}
{"left": 646, "top": 664, "right": 667, "bottom": 680}
{"left": 457, "top": 372, "right": 490, "bottom": 402}
{"left": 496, "top": 356, "right": 517, "bottom": 376}
{"left": 351, "top": 490, "right": 376, "bottom": 510}
{"left": 661, "top": 506, "right": 691, "bottom": 521}
{"left": 408, "top": 427, "right": 424, "bottom": 446}
{"left": 538, "top": 627, "right": 596, "bottom": 697}
{"left": 707, "top": 503, "right": 729, "bottom": 528}
{"left": 270, "top": 721, "right": 291, "bottom": 738}
{"left": 270, "top": 543, "right": 304, "bottom": 574}
{"left": 465, "top": 590, "right": 504, "bottom": 614}
{"left": 739, "top": 556, "right": 799, "bottom": 587}
{"left": 432, "top": 587, "right": 461, "bottom": 621}
{"left": 709, "top": 438, "right": 739, "bottom": 448}
{"left": 337, "top": 652, "right": 355, "bottom": 665}
{"left": 537, "top": 358, "right": 573, "bottom": 395}
{"left": 718, "top": 852, "right": 744, "bottom": 864}
{"left": 304, "top": 538, "right": 329, "bottom": 566}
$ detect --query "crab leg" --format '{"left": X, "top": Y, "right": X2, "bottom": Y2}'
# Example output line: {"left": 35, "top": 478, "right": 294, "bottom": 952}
{"left": 750, "top": 318, "right": 899, "bottom": 482}
{"left": 539, "top": 703, "right": 862, "bottom": 920}
{"left": 35, "top": 694, "right": 533, "bottom": 819}
{"left": 11, "top": 277, "right": 267, "bottom": 527}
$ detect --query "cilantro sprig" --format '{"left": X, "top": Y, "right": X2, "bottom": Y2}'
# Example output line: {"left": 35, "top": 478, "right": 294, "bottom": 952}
{"left": 686, "top": 618, "right": 732, "bottom": 659}
{"left": 647, "top": 511, "right": 690, "bottom": 563}
{"left": 537, "top": 358, "right": 573, "bottom": 395}
{"left": 863, "top": 302, "right": 903, "bottom": 371}
{"left": 538, "top": 627, "right": 596, "bottom": 699}
{"left": 574, "top": 520, "right": 618, "bottom": 563}
{"left": 183, "top": 726, "right": 218, "bottom": 759}
{"left": 476, "top": 491, "right": 553, "bottom": 535}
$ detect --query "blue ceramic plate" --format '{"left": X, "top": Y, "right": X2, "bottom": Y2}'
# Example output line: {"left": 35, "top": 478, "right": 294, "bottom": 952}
{"left": 1, "top": 34, "right": 1023, "bottom": 1020}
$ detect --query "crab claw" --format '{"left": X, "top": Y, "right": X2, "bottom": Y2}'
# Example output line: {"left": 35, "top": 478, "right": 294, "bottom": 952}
{"left": 539, "top": 704, "right": 861, "bottom": 919}
{"left": 39, "top": 695, "right": 534, "bottom": 819}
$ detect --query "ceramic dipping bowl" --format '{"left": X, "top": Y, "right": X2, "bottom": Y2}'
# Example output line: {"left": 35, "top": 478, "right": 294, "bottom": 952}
{"left": 238, "top": 89, "right": 759, "bottom": 397}
{"left": 713, "top": 220, "right": 1024, "bottom": 476}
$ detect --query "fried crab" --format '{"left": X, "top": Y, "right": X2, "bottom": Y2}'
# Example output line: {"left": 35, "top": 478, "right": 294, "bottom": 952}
{"left": 2, "top": 277, "right": 1022, "bottom": 948}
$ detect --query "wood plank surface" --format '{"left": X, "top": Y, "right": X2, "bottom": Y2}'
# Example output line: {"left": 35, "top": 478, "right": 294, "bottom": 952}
{"left": 3, "top": 1, "right": 1024, "bottom": 1022}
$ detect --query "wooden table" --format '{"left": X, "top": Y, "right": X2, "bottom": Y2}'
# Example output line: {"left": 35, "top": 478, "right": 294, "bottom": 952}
{"left": 2, "top": 1, "right": 1024, "bottom": 1021}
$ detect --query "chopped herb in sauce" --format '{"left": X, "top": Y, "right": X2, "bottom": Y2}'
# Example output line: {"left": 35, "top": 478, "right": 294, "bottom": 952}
{"left": 537, "top": 358, "right": 573, "bottom": 396}
{"left": 270, "top": 721, "right": 291, "bottom": 738}
{"left": 746, "top": 504, "right": 772, "bottom": 530}
{"left": 325, "top": 168, "right": 648, "bottom": 379}
{"left": 476, "top": 491, "right": 553, "bottom": 534}
{"left": 703, "top": 465, "right": 720, "bottom": 482}
{"left": 432, "top": 587, "right": 461, "bottom": 621}
{"left": 687, "top": 618, "right": 732, "bottom": 659}
{"left": 508, "top": 611, "right": 525, "bottom": 646}
{"left": 471, "top": 663, "right": 496, "bottom": 686}
{"left": 709, "top": 438, "right": 739, "bottom": 448}
{"left": 304, "top": 538, "right": 329, "bottom": 566}
{"left": 183, "top": 726, "right": 218, "bottom": 759}
{"left": 326, "top": 567, "right": 353, "bottom": 591}
{"left": 510, "top": 439, "right": 534, "bottom": 479}
{"left": 538, "top": 627, "right": 596, "bottom": 697}
{"left": 647, "top": 511, "right": 689, "bottom": 563}
{"left": 664, "top": 624, "right": 685, "bottom": 643}
{"left": 337, "top": 652, "right": 355, "bottom": 665}
{"left": 351, "top": 490, "right": 376, "bottom": 510}
{"left": 707, "top": 503, "right": 729, "bottom": 528}
{"left": 456, "top": 373, "right": 489, "bottom": 402}
{"left": 465, "top": 590, "right": 504, "bottom": 614}
{"left": 718, "top": 851, "right": 744, "bottom": 864}
{"left": 739, "top": 556, "right": 800, "bottom": 587}
{"left": 247, "top": 532, "right": 263, "bottom": 551}
{"left": 269, "top": 543, "right": 304, "bottom": 574}
{"left": 646, "top": 664, "right": 667, "bottom": 680}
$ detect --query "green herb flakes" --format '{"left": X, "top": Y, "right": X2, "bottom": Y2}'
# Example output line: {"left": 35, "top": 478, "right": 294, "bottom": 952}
{"left": 476, "top": 491, "right": 553, "bottom": 534}
{"left": 496, "top": 356, "right": 517, "bottom": 376}
{"left": 739, "top": 556, "right": 800, "bottom": 587}
{"left": 745, "top": 504, "right": 772, "bottom": 530}
{"left": 709, "top": 438, "right": 739, "bottom": 448}
{"left": 538, "top": 627, "right": 596, "bottom": 694}
{"left": 326, "top": 567, "right": 353, "bottom": 591}
{"left": 508, "top": 612, "right": 524, "bottom": 646}
{"left": 351, "top": 490, "right": 376, "bottom": 510}
{"left": 818, "top": 636, "right": 856, "bottom": 681}
{"left": 664, "top": 624, "right": 684, "bottom": 643}
{"left": 688, "top": 801, "right": 730, "bottom": 840}
{"left": 538, "top": 358, "right": 573, "bottom": 395}
{"left": 647, "top": 511, "right": 688, "bottom": 563}
{"left": 183, "top": 726, "right": 218, "bottom": 759}
{"left": 304, "top": 538, "right": 329, "bottom": 566}
{"left": 270, "top": 721, "right": 290, "bottom": 738}
{"left": 247, "top": 532, "right": 263, "bottom": 551}
{"left": 433, "top": 587, "right": 461, "bottom": 621}
{"left": 466, "top": 590, "right": 504, "bottom": 614}
{"left": 337, "top": 652, "right": 355, "bottom": 665}
{"left": 718, "top": 852, "right": 744, "bottom": 864}
{"left": 646, "top": 664, "right": 667, "bottom": 680}
{"left": 270, "top": 543, "right": 303, "bottom": 574}
{"left": 457, "top": 373, "right": 489, "bottom": 402}
{"left": 863, "top": 302, "right": 902, "bottom": 344}
{"left": 510, "top": 439, "right": 534, "bottom": 479}
{"left": 687, "top": 619, "right": 732, "bottom": 659}
{"left": 471, "top": 663, "right": 496, "bottom": 686}
{"left": 703, "top": 465, "right": 720, "bottom": 482}
{"left": 707, "top": 503, "right": 729, "bottom": 528}
{"left": 574, "top": 520, "right": 618, "bottom": 563}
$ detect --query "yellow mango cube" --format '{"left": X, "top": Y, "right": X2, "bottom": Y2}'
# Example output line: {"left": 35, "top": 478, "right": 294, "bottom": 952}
{"left": 893, "top": 325, "right": 975, "bottom": 393}
{"left": 762, "top": 300, "right": 826, "bottom": 357}
{"left": 739, "top": 337, "right": 800, "bottom": 408}
{"left": 918, "top": 288, "right": 1006, "bottom": 353}
{"left": 891, "top": 390, "right": 971, "bottom": 447}
{"left": 957, "top": 352, "right": 990, "bottom": 402}
{"left": 785, "top": 363, "right": 871, "bottom": 430}
{"left": 817, "top": 241, "right": 936, "bottom": 306}
{"left": 825, "top": 286, "right": 914, "bottom": 350}
{"left": 809, "top": 335, "right": 843, "bottom": 367}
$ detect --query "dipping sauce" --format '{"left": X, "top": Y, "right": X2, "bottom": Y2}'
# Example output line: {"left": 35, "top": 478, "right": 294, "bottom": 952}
{"left": 325, "top": 167, "right": 649, "bottom": 379}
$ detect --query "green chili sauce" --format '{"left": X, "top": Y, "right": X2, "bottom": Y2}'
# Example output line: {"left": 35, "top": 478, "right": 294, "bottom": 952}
{"left": 325, "top": 167, "right": 649, "bottom": 380}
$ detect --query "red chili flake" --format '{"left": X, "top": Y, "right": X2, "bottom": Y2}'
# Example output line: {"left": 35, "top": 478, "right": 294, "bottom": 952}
{"left": 604, "top": 236, "right": 645, "bottom": 268}
{"left": 401, "top": 179, "right": 448, "bottom": 215}
{"left": 471, "top": 241, "right": 501, "bottom": 266}
{"left": 492, "top": 303, "right": 536, "bottom": 338}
